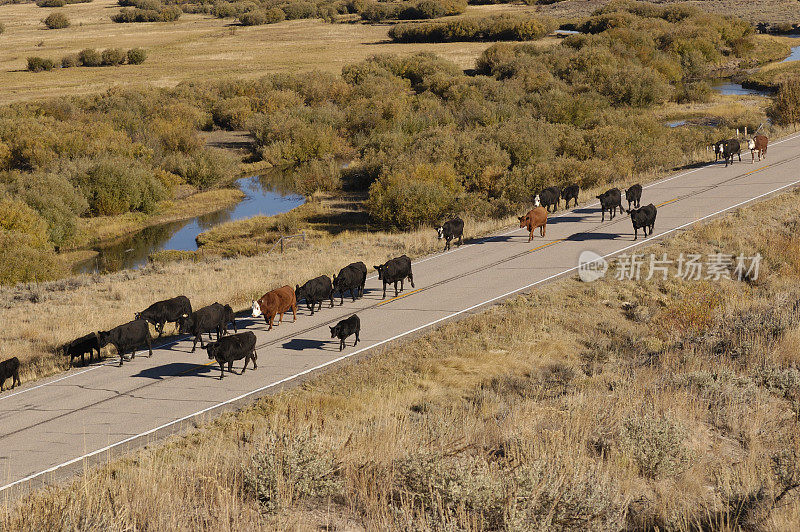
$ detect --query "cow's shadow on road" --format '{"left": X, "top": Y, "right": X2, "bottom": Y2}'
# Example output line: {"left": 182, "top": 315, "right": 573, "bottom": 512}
{"left": 281, "top": 338, "right": 334, "bottom": 351}
{"left": 131, "top": 362, "right": 216, "bottom": 380}
{"left": 566, "top": 232, "right": 623, "bottom": 242}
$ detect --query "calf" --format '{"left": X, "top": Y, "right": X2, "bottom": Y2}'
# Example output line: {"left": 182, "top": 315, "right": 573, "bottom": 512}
{"left": 596, "top": 188, "right": 623, "bottom": 222}
{"left": 436, "top": 217, "right": 464, "bottom": 251}
{"left": 561, "top": 184, "right": 580, "bottom": 209}
{"left": 748, "top": 135, "right": 768, "bottom": 163}
{"left": 205, "top": 331, "right": 257, "bottom": 380}
{"left": 717, "top": 139, "right": 741, "bottom": 167}
{"left": 222, "top": 304, "right": 238, "bottom": 335}
{"left": 252, "top": 285, "right": 297, "bottom": 331}
{"left": 333, "top": 262, "right": 368, "bottom": 304}
{"left": 535, "top": 186, "right": 561, "bottom": 213}
{"left": 630, "top": 204, "right": 657, "bottom": 240}
{"left": 295, "top": 275, "right": 334, "bottom": 315}
{"left": 98, "top": 319, "right": 152, "bottom": 366}
{"left": 518, "top": 207, "right": 547, "bottom": 242}
{"left": 63, "top": 332, "right": 100, "bottom": 367}
{"left": 374, "top": 255, "right": 415, "bottom": 299}
{"left": 330, "top": 315, "right": 360, "bottom": 351}
{"left": 178, "top": 302, "right": 226, "bottom": 353}
{"left": 625, "top": 184, "right": 642, "bottom": 211}
{"left": 0, "top": 357, "right": 21, "bottom": 392}
{"left": 135, "top": 295, "right": 192, "bottom": 337}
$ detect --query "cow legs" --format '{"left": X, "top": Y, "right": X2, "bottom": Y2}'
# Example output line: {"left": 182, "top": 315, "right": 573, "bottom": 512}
{"left": 228, "top": 360, "right": 235, "bottom": 374}
{"left": 634, "top": 227, "right": 638, "bottom": 240}
{"left": 266, "top": 314, "right": 274, "bottom": 331}
{"left": 329, "top": 294, "right": 334, "bottom": 308}
{"left": 292, "top": 304, "right": 297, "bottom": 322}
{"left": 251, "top": 350, "right": 257, "bottom": 370}
{"left": 354, "top": 331, "right": 359, "bottom": 347}
{"left": 382, "top": 282, "right": 387, "bottom": 299}
{"left": 339, "top": 338, "right": 345, "bottom": 351}
{"left": 540, "top": 223, "right": 546, "bottom": 237}
{"left": 218, "top": 361, "right": 225, "bottom": 380}
{"left": 528, "top": 229, "right": 533, "bottom": 243}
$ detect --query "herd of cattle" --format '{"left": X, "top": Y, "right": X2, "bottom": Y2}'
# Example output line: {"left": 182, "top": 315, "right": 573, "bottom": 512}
{"left": 0, "top": 138, "right": 762, "bottom": 391}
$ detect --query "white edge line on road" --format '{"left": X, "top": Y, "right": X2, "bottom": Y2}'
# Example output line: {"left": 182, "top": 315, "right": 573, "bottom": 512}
{"left": 3, "top": 174, "right": 800, "bottom": 494}
{"left": 3, "top": 133, "right": 800, "bottom": 402}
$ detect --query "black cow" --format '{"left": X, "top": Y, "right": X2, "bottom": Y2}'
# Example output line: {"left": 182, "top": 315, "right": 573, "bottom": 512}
{"left": 718, "top": 139, "right": 741, "bottom": 167}
{"left": 712, "top": 139, "right": 726, "bottom": 161}
{"left": 625, "top": 184, "right": 642, "bottom": 211}
{"left": 135, "top": 295, "right": 192, "bottom": 337}
{"left": 561, "top": 184, "right": 580, "bottom": 209}
{"left": 333, "top": 262, "right": 367, "bottom": 305}
{"left": 63, "top": 332, "right": 100, "bottom": 367}
{"left": 596, "top": 188, "right": 623, "bottom": 222}
{"left": 222, "top": 304, "right": 238, "bottom": 335}
{"left": 436, "top": 217, "right": 464, "bottom": 251}
{"left": 630, "top": 204, "right": 657, "bottom": 240}
{"left": 535, "top": 186, "right": 561, "bottom": 213}
{"left": 98, "top": 319, "right": 153, "bottom": 367}
{"left": 0, "top": 357, "right": 21, "bottom": 392}
{"left": 205, "top": 331, "right": 257, "bottom": 380}
{"left": 374, "top": 255, "right": 415, "bottom": 299}
{"left": 178, "top": 303, "right": 227, "bottom": 353}
{"left": 330, "top": 315, "right": 360, "bottom": 351}
{"left": 295, "top": 275, "right": 334, "bottom": 315}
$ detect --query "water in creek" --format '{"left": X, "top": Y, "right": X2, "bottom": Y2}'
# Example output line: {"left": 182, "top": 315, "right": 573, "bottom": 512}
{"left": 74, "top": 175, "right": 304, "bottom": 274}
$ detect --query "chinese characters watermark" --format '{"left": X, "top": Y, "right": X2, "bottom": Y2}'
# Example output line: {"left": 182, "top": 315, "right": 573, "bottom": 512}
{"left": 577, "top": 251, "right": 761, "bottom": 282}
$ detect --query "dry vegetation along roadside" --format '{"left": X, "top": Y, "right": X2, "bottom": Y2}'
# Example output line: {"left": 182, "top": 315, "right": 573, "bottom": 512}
{"left": 4, "top": 173, "right": 800, "bottom": 530}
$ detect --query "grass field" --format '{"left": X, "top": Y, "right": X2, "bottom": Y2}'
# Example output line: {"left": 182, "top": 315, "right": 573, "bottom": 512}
{"left": 4, "top": 178, "right": 800, "bottom": 529}
{"left": 0, "top": 0, "right": 542, "bottom": 104}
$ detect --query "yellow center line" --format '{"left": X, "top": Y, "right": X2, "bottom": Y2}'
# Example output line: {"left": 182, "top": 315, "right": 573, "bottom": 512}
{"left": 528, "top": 238, "right": 564, "bottom": 253}
{"left": 377, "top": 287, "right": 424, "bottom": 306}
{"left": 744, "top": 164, "right": 770, "bottom": 176}
{"left": 656, "top": 198, "right": 678, "bottom": 208}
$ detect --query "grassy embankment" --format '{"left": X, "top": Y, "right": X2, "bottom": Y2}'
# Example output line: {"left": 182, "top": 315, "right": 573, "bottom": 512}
{"left": 5, "top": 175, "right": 800, "bottom": 530}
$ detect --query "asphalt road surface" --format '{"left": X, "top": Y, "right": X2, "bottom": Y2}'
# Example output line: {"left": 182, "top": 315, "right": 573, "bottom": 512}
{"left": 2, "top": 132, "right": 800, "bottom": 496}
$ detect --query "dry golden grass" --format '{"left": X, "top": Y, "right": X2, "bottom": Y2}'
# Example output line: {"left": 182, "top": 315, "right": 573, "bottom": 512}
{"left": 0, "top": 1, "right": 543, "bottom": 105}
{"left": 4, "top": 178, "right": 800, "bottom": 530}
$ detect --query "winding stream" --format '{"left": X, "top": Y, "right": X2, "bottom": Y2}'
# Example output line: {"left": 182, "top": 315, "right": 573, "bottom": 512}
{"left": 74, "top": 175, "right": 304, "bottom": 274}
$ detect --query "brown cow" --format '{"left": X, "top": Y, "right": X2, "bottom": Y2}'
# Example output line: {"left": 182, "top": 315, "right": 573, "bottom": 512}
{"left": 518, "top": 207, "right": 548, "bottom": 243}
{"left": 251, "top": 285, "right": 297, "bottom": 330}
{"left": 748, "top": 135, "right": 768, "bottom": 163}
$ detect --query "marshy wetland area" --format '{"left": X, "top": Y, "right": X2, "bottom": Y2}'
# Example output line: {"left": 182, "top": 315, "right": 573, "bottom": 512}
{"left": 2, "top": 0, "right": 800, "bottom": 529}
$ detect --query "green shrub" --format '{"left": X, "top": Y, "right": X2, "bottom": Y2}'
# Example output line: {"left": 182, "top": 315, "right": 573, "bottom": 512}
{"left": 126, "top": 47, "right": 147, "bottom": 65}
{"left": 26, "top": 56, "right": 56, "bottom": 72}
{"left": 366, "top": 163, "right": 463, "bottom": 229}
{"left": 68, "top": 157, "right": 168, "bottom": 215}
{"left": 245, "top": 431, "right": 341, "bottom": 513}
{"left": 211, "top": 96, "right": 253, "bottom": 129}
{"left": 0, "top": 230, "right": 65, "bottom": 285}
{"left": 620, "top": 414, "right": 692, "bottom": 479}
{"left": 101, "top": 48, "right": 126, "bottom": 66}
{"left": 238, "top": 8, "right": 285, "bottom": 25}
{"left": 389, "top": 14, "right": 556, "bottom": 43}
{"left": 767, "top": 77, "right": 800, "bottom": 125}
{"left": 281, "top": 1, "right": 316, "bottom": 20}
{"left": 78, "top": 48, "right": 102, "bottom": 66}
{"left": 43, "top": 12, "right": 70, "bottom": 29}
{"left": 111, "top": 6, "right": 181, "bottom": 22}
{"left": 60, "top": 54, "right": 79, "bottom": 68}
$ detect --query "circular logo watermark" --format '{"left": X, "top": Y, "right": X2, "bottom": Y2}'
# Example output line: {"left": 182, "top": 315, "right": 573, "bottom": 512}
{"left": 578, "top": 250, "right": 608, "bottom": 282}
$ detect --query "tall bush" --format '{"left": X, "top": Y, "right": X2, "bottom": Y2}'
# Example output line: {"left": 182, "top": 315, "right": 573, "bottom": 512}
{"left": 43, "top": 12, "right": 70, "bottom": 29}
{"left": 768, "top": 77, "right": 800, "bottom": 125}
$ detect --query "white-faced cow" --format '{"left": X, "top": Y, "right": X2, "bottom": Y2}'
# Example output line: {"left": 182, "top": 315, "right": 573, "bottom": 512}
{"left": 561, "top": 184, "right": 580, "bottom": 209}
{"left": 596, "top": 188, "right": 623, "bottom": 222}
{"left": 295, "top": 275, "right": 334, "bottom": 315}
{"left": 251, "top": 286, "right": 297, "bottom": 331}
{"left": 333, "top": 262, "right": 367, "bottom": 304}
{"left": 625, "top": 184, "right": 642, "bottom": 211}
{"left": 748, "top": 135, "right": 768, "bottom": 163}
{"left": 98, "top": 319, "right": 153, "bottom": 367}
{"left": 330, "top": 314, "right": 360, "bottom": 351}
{"left": 436, "top": 216, "right": 464, "bottom": 251}
{"left": 374, "top": 255, "right": 414, "bottom": 299}
{"left": 535, "top": 186, "right": 561, "bottom": 213}
{"left": 135, "top": 295, "right": 192, "bottom": 337}
{"left": 630, "top": 204, "right": 657, "bottom": 240}
{"left": 205, "top": 331, "right": 257, "bottom": 380}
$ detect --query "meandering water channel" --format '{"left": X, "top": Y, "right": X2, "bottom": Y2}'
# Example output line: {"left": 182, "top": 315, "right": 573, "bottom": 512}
{"left": 75, "top": 175, "right": 305, "bottom": 274}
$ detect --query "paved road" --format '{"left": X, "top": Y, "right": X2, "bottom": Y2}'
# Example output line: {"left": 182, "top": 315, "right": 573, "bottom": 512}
{"left": 2, "top": 132, "right": 800, "bottom": 496}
